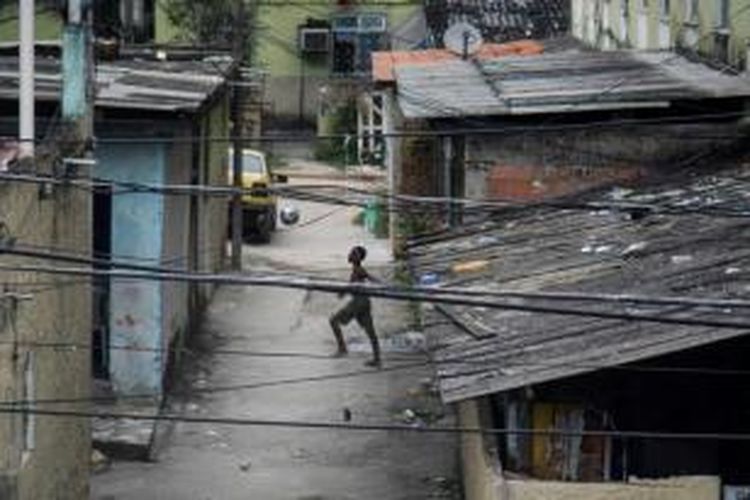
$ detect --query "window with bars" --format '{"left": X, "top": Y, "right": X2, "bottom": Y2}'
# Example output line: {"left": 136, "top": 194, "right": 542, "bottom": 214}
{"left": 331, "top": 13, "right": 388, "bottom": 75}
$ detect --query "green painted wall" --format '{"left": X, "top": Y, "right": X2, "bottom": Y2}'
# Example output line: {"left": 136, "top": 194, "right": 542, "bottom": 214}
{"left": 0, "top": 4, "right": 62, "bottom": 41}
{"left": 154, "top": 1, "right": 184, "bottom": 44}
{"left": 156, "top": 1, "right": 420, "bottom": 76}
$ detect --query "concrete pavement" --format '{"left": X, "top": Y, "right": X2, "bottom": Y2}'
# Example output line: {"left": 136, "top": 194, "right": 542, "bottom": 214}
{"left": 91, "top": 174, "right": 459, "bottom": 500}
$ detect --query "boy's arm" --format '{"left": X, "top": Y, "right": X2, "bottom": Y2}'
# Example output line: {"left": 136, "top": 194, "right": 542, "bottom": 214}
{"left": 364, "top": 269, "right": 381, "bottom": 284}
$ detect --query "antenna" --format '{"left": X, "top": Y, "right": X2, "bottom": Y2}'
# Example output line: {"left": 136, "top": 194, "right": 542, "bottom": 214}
{"left": 443, "top": 22, "right": 482, "bottom": 59}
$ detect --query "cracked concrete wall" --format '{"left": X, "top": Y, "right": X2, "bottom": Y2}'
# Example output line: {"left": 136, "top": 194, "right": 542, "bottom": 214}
{"left": 458, "top": 400, "right": 721, "bottom": 500}
{"left": 501, "top": 476, "right": 721, "bottom": 500}
{"left": 97, "top": 142, "right": 165, "bottom": 396}
{"left": 0, "top": 159, "right": 91, "bottom": 500}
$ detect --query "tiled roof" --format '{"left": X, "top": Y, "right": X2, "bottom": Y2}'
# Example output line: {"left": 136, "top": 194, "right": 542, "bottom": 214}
{"left": 372, "top": 40, "right": 543, "bottom": 83}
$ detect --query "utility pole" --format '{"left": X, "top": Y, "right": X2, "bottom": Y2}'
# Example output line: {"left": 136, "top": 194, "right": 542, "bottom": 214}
{"left": 230, "top": 0, "right": 247, "bottom": 270}
{"left": 19, "top": 0, "right": 34, "bottom": 160}
{"left": 63, "top": 0, "right": 93, "bottom": 136}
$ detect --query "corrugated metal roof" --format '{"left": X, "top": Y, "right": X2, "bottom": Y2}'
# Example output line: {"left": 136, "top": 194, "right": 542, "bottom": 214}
{"left": 0, "top": 56, "right": 232, "bottom": 113}
{"left": 409, "top": 168, "right": 750, "bottom": 403}
{"left": 395, "top": 50, "right": 750, "bottom": 119}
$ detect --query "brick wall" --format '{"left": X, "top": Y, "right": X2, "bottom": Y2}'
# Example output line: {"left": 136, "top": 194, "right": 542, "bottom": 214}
{"left": 485, "top": 164, "right": 641, "bottom": 201}
{"left": 465, "top": 122, "right": 743, "bottom": 202}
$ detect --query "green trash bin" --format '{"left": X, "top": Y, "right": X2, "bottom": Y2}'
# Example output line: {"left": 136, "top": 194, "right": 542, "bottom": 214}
{"left": 364, "top": 199, "right": 378, "bottom": 234}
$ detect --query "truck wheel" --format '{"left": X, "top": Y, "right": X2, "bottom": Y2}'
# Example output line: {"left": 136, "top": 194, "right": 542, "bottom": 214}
{"left": 270, "top": 209, "right": 277, "bottom": 231}
{"left": 258, "top": 225, "right": 272, "bottom": 243}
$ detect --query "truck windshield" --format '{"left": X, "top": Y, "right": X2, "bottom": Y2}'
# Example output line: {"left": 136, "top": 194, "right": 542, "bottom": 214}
{"left": 242, "top": 154, "right": 264, "bottom": 174}
{"left": 228, "top": 152, "right": 264, "bottom": 174}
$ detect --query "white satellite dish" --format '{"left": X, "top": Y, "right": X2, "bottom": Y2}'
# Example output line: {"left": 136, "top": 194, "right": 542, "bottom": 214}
{"left": 444, "top": 22, "right": 483, "bottom": 58}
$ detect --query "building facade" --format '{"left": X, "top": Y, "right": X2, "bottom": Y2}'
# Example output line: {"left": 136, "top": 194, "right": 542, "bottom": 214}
{"left": 378, "top": 46, "right": 750, "bottom": 253}
{"left": 409, "top": 166, "right": 750, "bottom": 500}
{"left": 91, "top": 60, "right": 231, "bottom": 397}
{"left": 155, "top": 2, "right": 426, "bottom": 128}
{"left": 0, "top": 54, "right": 231, "bottom": 400}
{"left": 0, "top": 1, "right": 154, "bottom": 43}
{"left": 572, "top": 0, "right": 750, "bottom": 72}
{"left": 0, "top": 141, "right": 92, "bottom": 499}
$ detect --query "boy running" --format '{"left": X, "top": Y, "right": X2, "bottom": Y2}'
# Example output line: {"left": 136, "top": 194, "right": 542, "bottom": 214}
{"left": 329, "top": 246, "right": 382, "bottom": 368}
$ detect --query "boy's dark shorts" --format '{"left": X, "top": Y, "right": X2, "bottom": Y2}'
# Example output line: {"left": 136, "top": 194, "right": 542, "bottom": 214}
{"left": 332, "top": 298, "right": 374, "bottom": 331}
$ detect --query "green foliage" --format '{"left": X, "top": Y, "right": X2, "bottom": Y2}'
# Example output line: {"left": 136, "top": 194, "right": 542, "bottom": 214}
{"left": 314, "top": 101, "right": 358, "bottom": 167}
{"left": 393, "top": 212, "right": 440, "bottom": 259}
{"left": 161, "top": 0, "right": 236, "bottom": 44}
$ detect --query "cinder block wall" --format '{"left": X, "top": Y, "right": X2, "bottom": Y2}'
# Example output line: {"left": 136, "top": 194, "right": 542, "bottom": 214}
{"left": 0, "top": 158, "right": 91, "bottom": 499}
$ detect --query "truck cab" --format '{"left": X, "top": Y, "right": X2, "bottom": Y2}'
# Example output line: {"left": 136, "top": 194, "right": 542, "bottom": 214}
{"left": 227, "top": 149, "right": 285, "bottom": 242}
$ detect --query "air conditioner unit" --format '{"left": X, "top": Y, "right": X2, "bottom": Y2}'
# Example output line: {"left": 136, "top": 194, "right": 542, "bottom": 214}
{"left": 725, "top": 486, "right": 750, "bottom": 500}
{"left": 299, "top": 28, "right": 331, "bottom": 53}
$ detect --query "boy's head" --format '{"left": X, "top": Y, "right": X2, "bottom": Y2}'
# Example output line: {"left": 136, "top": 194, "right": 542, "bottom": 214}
{"left": 348, "top": 245, "right": 367, "bottom": 264}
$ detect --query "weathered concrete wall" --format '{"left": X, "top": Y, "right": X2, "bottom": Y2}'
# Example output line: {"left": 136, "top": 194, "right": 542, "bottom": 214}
{"left": 97, "top": 143, "right": 165, "bottom": 396}
{"left": 459, "top": 400, "right": 503, "bottom": 500}
{"left": 195, "top": 97, "right": 229, "bottom": 308}
{"left": 464, "top": 122, "right": 743, "bottom": 201}
{"left": 266, "top": 74, "right": 329, "bottom": 127}
{"left": 458, "top": 402, "right": 721, "bottom": 500}
{"left": 501, "top": 476, "right": 721, "bottom": 500}
{"left": 0, "top": 158, "right": 91, "bottom": 499}
{"left": 162, "top": 128, "right": 193, "bottom": 364}
{"left": 97, "top": 100, "right": 229, "bottom": 396}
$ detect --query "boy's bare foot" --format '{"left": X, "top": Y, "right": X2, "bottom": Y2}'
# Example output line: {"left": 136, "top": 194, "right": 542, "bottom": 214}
{"left": 364, "top": 359, "right": 382, "bottom": 369}
{"left": 332, "top": 349, "right": 348, "bottom": 358}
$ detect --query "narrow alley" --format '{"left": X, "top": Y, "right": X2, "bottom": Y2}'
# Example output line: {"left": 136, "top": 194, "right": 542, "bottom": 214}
{"left": 91, "top": 163, "right": 459, "bottom": 500}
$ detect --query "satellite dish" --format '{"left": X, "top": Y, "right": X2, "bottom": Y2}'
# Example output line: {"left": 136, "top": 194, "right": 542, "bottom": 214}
{"left": 444, "top": 22, "right": 483, "bottom": 58}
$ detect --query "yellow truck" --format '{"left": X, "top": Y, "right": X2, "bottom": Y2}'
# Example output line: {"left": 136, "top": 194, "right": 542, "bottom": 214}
{"left": 227, "top": 148, "right": 286, "bottom": 243}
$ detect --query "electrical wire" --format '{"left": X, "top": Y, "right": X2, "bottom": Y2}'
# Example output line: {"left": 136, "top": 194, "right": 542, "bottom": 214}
{"left": 3, "top": 342, "right": 750, "bottom": 408}
{"left": 3, "top": 257, "right": 750, "bottom": 330}
{"left": 7, "top": 111, "right": 748, "bottom": 145}
{"left": 9, "top": 240, "right": 750, "bottom": 312}
{"left": 1, "top": 405, "right": 750, "bottom": 443}
{"left": 5, "top": 241, "right": 750, "bottom": 307}
{"left": 4, "top": 170, "right": 750, "bottom": 221}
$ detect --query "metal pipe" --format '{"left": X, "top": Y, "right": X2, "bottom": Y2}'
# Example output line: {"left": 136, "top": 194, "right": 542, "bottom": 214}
{"left": 19, "top": 0, "right": 35, "bottom": 159}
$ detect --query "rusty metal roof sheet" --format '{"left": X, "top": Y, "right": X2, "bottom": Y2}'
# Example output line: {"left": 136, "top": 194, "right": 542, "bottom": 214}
{"left": 410, "top": 167, "right": 750, "bottom": 403}
{"left": 372, "top": 40, "right": 544, "bottom": 83}
{"left": 0, "top": 56, "right": 232, "bottom": 113}
{"left": 395, "top": 50, "right": 750, "bottom": 119}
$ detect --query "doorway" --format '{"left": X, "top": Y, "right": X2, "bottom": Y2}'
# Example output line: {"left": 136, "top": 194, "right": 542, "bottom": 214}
{"left": 92, "top": 187, "right": 112, "bottom": 379}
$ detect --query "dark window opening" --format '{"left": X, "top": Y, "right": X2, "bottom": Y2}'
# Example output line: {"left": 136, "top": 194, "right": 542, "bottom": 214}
{"left": 331, "top": 13, "right": 387, "bottom": 75}
{"left": 92, "top": 187, "right": 112, "bottom": 379}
